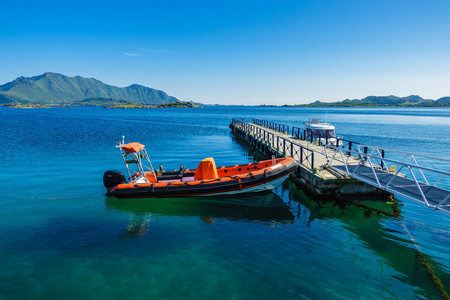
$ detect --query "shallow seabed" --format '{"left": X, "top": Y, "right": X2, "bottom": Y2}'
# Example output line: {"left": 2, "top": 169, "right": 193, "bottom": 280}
{"left": 0, "top": 106, "right": 449, "bottom": 299}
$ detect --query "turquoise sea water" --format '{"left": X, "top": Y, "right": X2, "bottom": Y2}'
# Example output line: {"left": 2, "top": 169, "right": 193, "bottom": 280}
{"left": 0, "top": 106, "right": 449, "bottom": 299}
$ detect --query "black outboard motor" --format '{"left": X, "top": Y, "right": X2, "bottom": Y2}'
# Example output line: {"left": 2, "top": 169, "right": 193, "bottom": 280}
{"left": 103, "top": 170, "right": 126, "bottom": 190}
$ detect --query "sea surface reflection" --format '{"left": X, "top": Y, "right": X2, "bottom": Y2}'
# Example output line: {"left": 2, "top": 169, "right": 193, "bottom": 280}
{"left": 105, "top": 192, "right": 295, "bottom": 238}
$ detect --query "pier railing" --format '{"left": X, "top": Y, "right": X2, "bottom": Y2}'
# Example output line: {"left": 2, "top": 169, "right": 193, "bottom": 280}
{"left": 232, "top": 119, "right": 315, "bottom": 170}
{"left": 253, "top": 119, "right": 290, "bottom": 135}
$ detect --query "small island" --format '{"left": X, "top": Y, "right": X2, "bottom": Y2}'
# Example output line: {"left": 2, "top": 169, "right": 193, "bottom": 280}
{"left": 7, "top": 104, "right": 49, "bottom": 108}
{"left": 4, "top": 103, "right": 68, "bottom": 108}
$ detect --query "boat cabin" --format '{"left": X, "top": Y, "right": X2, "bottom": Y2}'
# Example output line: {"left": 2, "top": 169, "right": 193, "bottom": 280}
{"left": 304, "top": 118, "right": 338, "bottom": 145}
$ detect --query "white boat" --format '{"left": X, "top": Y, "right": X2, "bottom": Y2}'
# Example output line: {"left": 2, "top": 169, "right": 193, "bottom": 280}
{"left": 304, "top": 118, "right": 340, "bottom": 146}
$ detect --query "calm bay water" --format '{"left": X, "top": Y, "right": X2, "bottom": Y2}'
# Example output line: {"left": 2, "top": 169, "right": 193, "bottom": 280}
{"left": 0, "top": 106, "right": 449, "bottom": 299}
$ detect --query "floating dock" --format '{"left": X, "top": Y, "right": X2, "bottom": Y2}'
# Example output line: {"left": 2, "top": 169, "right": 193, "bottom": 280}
{"left": 230, "top": 118, "right": 450, "bottom": 213}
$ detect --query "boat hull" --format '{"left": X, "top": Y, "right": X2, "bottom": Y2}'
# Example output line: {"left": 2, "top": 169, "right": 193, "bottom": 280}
{"left": 209, "top": 174, "right": 289, "bottom": 196}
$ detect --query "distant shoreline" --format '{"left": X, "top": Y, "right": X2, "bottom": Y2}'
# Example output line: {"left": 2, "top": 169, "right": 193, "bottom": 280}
{"left": 275, "top": 104, "right": 450, "bottom": 108}
{"left": 2, "top": 102, "right": 200, "bottom": 109}
{"left": 3, "top": 103, "right": 450, "bottom": 109}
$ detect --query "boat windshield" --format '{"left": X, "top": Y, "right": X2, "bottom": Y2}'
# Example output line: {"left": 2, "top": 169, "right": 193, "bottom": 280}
{"left": 309, "top": 129, "right": 336, "bottom": 138}
{"left": 325, "top": 129, "right": 336, "bottom": 138}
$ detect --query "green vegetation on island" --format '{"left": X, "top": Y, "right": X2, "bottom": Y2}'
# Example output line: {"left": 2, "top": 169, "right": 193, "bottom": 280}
{"left": 6, "top": 103, "right": 52, "bottom": 108}
{"left": 106, "top": 101, "right": 200, "bottom": 108}
{"left": 73, "top": 97, "right": 129, "bottom": 106}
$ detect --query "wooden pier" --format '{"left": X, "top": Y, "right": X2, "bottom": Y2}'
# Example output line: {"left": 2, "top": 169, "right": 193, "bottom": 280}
{"left": 230, "top": 118, "right": 450, "bottom": 213}
{"left": 230, "top": 119, "right": 387, "bottom": 197}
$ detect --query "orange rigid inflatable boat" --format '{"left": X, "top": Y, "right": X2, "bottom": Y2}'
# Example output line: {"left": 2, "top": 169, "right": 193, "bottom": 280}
{"left": 103, "top": 138, "right": 298, "bottom": 199}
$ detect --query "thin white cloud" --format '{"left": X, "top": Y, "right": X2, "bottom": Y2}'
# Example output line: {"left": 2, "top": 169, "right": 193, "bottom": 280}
{"left": 124, "top": 53, "right": 140, "bottom": 57}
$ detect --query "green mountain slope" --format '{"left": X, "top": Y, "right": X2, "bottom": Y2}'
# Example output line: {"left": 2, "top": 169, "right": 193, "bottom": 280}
{"left": 437, "top": 97, "right": 450, "bottom": 104}
{"left": 0, "top": 72, "right": 181, "bottom": 105}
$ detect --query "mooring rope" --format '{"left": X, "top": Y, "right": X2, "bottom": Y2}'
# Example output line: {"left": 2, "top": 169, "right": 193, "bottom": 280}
{"left": 400, "top": 221, "right": 450, "bottom": 300}
{"left": 340, "top": 195, "right": 449, "bottom": 300}
{"left": 0, "top": 191, "right": 103, "bottom": 200}
{"left": 351, "top": 200, "right": 400, "bottom": 218}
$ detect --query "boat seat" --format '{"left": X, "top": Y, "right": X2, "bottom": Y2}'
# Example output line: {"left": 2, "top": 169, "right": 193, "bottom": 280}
{"left": 158, "top": 179, "right": 182, "bottom": 183}
{"left": 181, "top": 175, "right": 195, "bottom": 182}
{"left": 194, "top": 157, "right": 219, "bottom": 180}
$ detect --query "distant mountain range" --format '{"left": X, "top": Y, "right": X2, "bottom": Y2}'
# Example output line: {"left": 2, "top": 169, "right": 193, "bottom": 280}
{"left": 2, "top": 73, "right": 449, "bottom": 108}
{"left": 301, "top": 95, "right": 450, "bottom": 107}
{"left": 0, "top": 72, "right": 181, "bottom": 105}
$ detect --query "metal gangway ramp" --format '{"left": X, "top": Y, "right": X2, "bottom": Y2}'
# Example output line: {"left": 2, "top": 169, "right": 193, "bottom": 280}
{"left": 325, "top": 144, "right": 450, "bottom": 213}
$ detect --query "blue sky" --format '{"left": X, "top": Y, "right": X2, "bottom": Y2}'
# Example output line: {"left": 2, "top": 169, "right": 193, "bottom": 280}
{"left": 1, "top": 0, "right": 449, "bottom": 104}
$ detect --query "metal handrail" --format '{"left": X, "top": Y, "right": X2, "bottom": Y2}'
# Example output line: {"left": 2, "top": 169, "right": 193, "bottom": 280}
{"left": 324, "top": 144, "right": 450, "bottom": 210}
{"left": 326, "top": 145, "right": 450, "bottom": 177}
{"left": 354, "top": 143, "right": 450, "bottom": 163}
{"left": 252, "top": 118, "right": 290, "bottom": 135}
